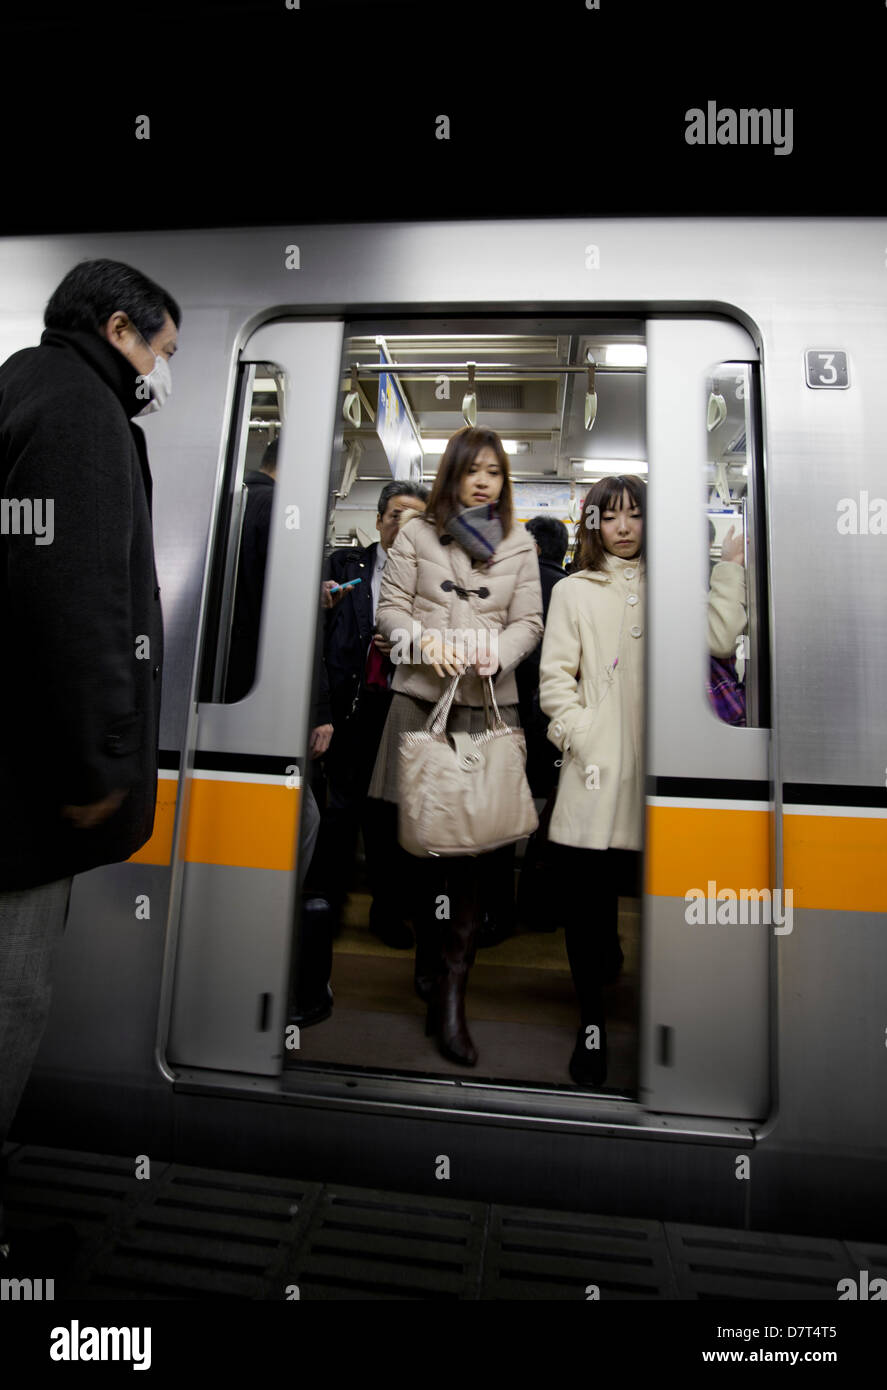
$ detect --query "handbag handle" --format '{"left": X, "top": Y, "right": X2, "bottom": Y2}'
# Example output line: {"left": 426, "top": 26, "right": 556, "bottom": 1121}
{"left": 425, "top": 673, "right": 509, "bottom": 736}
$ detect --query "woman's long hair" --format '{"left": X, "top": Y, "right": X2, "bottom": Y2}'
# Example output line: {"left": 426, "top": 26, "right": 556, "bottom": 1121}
{"left": 422, "top": 426, "right": 514, "bottom": 540}
{"left": 572, "top": 474, "right": 646, "bottom": 573}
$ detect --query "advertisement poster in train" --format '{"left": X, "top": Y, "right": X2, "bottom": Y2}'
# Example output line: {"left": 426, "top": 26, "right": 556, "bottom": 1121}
{"left": 377, "top": 366, "right": 423, "bottom": 481}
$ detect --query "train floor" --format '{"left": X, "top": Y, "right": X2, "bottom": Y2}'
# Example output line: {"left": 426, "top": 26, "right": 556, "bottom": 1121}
{"left": 2, "top": 1141, "right": 882, "bottom": 1300}
{"left": 287, "top": 878, "right": 641, "bottom": 1094}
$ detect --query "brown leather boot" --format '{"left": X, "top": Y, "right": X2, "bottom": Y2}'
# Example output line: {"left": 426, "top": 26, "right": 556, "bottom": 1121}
{"left": 425, "top": 856, "right": 480, "bottom": 1066}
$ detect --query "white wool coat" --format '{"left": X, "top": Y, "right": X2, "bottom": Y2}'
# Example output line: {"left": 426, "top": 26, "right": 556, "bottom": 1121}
{"left": 374, "top": 513, "right": 544, "bottom": 707}
{"left": 539, "top": 556, "right": 747, "bottom": 851}
{"left": 539, "top": 554, "right": 645, "bottom": 851}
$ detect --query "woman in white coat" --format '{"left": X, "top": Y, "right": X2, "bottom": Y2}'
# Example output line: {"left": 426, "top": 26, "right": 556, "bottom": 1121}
{"left": 539, "top": 476, "right": 646, "bottom": 1087}
{"left": 369, "top": 427, "right": 543, "bottom": 1067}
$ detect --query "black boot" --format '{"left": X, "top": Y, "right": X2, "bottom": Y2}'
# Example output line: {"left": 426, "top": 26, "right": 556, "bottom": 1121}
{"left": 289, "top": 897, "right": 334, "bottom": 1027}
{"left": 425, "top": 857, "right": 480, "bottom": 1066}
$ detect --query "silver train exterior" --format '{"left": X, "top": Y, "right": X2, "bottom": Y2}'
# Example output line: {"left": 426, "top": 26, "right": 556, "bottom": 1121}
{"left": 1, "top": 220, "right": 884, "bottom": 1237}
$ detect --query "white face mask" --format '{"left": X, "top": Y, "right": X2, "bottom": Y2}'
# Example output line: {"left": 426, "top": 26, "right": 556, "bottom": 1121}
{"left": 135, "top": 351, "right": 172, "bottom": 416}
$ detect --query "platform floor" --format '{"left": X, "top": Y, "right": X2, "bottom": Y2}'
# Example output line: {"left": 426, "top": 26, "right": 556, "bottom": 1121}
{"left": 3, "top": 1143, "right": 884, "bottom": 1300}
{"left": 292, "top": 892, "right": 640, "bottom": 1091}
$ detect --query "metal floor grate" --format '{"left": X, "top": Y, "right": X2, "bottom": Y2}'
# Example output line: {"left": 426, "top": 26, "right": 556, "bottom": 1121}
{"left": 1, "top": 1144, "right": 881, "bottom": 1300}
{"left": 664, "top": 1224, "right": 861, "bottom": 1300}
{"left": 482, "top": 1206, "right": 679, "bottom": 1299}
{"left": 287, "top": 1185, "right": 487, "bottom": 1300}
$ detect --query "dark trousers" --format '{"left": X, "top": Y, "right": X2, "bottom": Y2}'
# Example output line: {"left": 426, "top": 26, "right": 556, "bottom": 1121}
{"left": 548, "top": 844, "right": 641, "bottom": 1024}
{"left": 0, "top": 875, "right": 73, "bottom": 1241}
{"left": 516, "top": 785, "right": 560, "bottom": 929}
{"left": 303, "top": 688, "right": 410, "bottom": 924}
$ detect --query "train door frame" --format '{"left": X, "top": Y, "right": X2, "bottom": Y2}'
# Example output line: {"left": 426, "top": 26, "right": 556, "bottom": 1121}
{"left": 640, "top": 316, "right": 772, "bottom": 1121}
{"left": 158, "top": 319, "right": 344, "bottom": 1076}
{"left": 156, "top": 308, "right": 775, "bottom": 1147}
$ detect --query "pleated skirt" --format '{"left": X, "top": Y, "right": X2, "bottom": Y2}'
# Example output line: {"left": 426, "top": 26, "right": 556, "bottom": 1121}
{"left": 367, "top": 690, "right": 520, "bottom": 805}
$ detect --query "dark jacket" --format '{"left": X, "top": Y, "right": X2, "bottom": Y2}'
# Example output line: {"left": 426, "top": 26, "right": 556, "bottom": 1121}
{"left": 0, "top": 326, "right": 164, "bottom": 889}
{"left": 227, "top": 469, "right": 331, "bottom": 723}
{"left": 322, "top": 541, "right": 381, "bottom": 728}
{"left": 516, "top": 556, "right": 568, "bottom": 797}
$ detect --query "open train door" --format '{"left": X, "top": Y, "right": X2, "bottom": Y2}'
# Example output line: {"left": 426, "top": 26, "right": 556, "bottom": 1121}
{"left": 640, "top": 316, "right": 772, "bottom": 1120}
{"left": 158, "top": 320, "right": 343, "bottom": 1077}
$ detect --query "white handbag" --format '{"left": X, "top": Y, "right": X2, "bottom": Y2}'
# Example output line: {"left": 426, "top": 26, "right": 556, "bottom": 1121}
{"left": 398, "top": 674, "right": 539, "bottom": 857}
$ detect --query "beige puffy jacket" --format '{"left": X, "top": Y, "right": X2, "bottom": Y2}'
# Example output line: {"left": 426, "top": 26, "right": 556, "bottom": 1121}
{"left": 374, "top": 513, "right": 544, "bottom": 707}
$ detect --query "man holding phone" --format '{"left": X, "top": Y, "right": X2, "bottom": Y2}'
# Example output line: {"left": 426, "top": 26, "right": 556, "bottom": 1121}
{"left": 306, "top": 481, "right": 428, "bottom": 947}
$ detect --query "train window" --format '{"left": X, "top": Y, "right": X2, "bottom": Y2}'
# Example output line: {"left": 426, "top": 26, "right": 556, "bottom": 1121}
{"left": 199, "top": 361, "right": 286, "bottom": 703}
{"left": 705, "top": 362, "right": 769, "bottom": 728}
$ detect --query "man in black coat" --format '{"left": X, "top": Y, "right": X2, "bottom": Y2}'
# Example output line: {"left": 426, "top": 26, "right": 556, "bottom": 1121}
{"left": 303, "top": 480, "right": 428, "bottom": 947}
{"left": 0, "top": 258, "right": 180, "bottom": 1268}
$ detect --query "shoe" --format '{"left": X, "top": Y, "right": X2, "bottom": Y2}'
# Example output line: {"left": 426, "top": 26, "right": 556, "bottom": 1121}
{"left": 369, "top": 905, "right": 414, "bottom": 949}
{"left": 568, "top": 1023, "right": 608, "bottom": 1087}
{"left": 426, "top": 970, "right": 477, "bottom": 1066}
{"left": 288, "top": 983, "right": 333, "bottom": 1029}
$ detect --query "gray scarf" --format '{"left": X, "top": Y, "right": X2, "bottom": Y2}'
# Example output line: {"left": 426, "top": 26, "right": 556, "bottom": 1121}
{"left": 443, "top": 501, "right": 504, "bottom": 565}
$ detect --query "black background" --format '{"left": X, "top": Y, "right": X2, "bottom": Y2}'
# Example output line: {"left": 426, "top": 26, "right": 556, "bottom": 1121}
{"left": 1, "top": 0, "right": 881, "bottom": 232}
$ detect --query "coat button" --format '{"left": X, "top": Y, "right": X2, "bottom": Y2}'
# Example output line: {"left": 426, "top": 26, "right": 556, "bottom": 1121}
{"left": 153, "top": 665, "right": 160, "bottom": 680}
{"left": 623, "top": 568, "right": 635, "bottom": 579}
{"left": 626, "top": 593, "right": 639, "bottom": 606}
{"left": 630, "top": 625, "right": 642, "bottom": 638}
{"left": 154, "top": 586, "right": 161, "bottom": 599}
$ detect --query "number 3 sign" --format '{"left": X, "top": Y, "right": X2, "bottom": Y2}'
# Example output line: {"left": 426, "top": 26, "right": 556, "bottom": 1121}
{"left": 805, "top": 350, "right": 849, "bottom": 388}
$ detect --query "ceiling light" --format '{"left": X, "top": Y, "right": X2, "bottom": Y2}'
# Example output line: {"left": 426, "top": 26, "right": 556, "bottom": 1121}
{"left": 422, "top": 438, "right": 520, "bottom": 454}
{"left": 602, "top": 345, "right": 647, "bottom": 367}
{"left": 570, "top": 458, "right": 649, "bottom": 476}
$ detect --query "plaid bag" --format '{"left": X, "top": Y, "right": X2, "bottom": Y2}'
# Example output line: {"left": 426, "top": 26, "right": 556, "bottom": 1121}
{"left": 707, "top": 654, "right": 746, "bottom": 726}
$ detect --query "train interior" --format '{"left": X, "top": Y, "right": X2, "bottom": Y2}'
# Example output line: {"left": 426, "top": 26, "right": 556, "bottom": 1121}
{"left": 225, "top": 318, "right": 755, "bottom": 1099}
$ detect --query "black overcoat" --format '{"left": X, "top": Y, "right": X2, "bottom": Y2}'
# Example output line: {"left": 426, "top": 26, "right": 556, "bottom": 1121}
{"left": 0, "top": 327, "right": 164, "bottom": 889}
{"left": 321, "top": 541, "right": 379, "bottom": 728}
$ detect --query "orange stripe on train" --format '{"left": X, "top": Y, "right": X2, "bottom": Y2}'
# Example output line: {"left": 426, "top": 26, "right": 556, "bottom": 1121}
{"left": 645, "top": 805, "right": 770, "bottom": 899}
{"left": 128, "top": 778, "right": 301, "bottom": 872}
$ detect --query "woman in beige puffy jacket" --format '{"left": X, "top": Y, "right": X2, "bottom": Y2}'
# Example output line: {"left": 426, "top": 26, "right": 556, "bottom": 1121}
{"left": 369, "top": 427, "right": 543, "bottom": 1067}
{"left": 539, "top": 475, "right": 646, "bottom": 1088}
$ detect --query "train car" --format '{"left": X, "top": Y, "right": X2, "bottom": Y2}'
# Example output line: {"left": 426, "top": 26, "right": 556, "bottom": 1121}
{"left": 1, "top": 219, "right": 885, "bottom": 1240}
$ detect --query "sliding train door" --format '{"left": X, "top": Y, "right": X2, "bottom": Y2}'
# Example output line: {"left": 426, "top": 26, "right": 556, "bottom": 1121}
{"left": 640, "top": 316, "right": 772, "bottom": 1119}
{"left": 160, "top": 320, "right": 343, "bottom": 1075}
